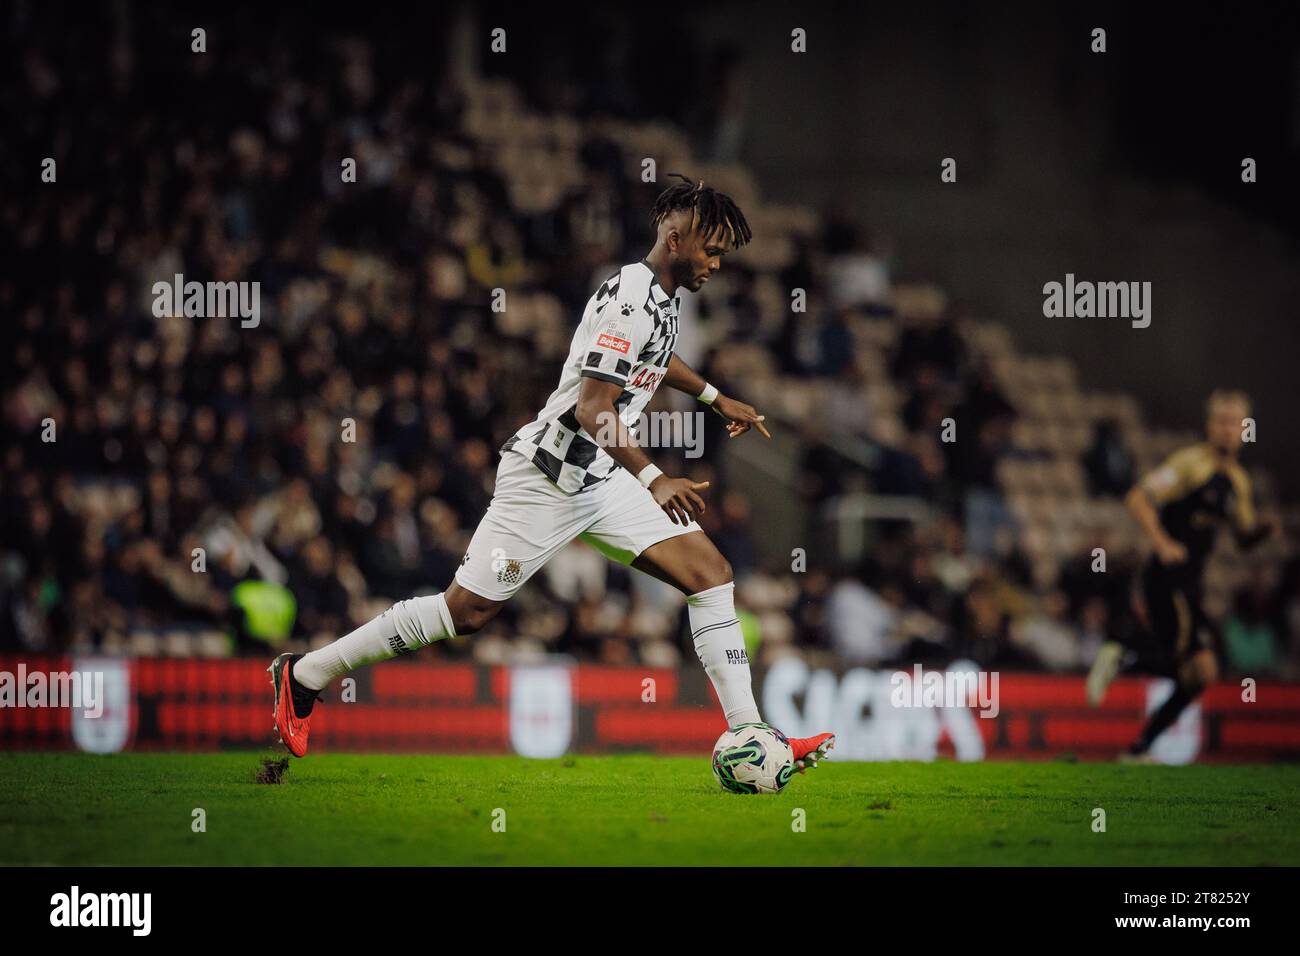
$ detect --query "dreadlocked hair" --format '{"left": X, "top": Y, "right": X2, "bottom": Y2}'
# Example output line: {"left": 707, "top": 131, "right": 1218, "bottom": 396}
{"left": 650, "top": 173, "right": 753, "bottom": 249}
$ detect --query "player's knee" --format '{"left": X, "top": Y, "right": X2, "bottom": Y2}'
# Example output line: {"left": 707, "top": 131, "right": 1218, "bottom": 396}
{"left": 456, "top": 604, "right": 499, "bottom": 636}
{"left": 715, "top": 556, "right": 734, "bottom": 587}
{"left": 689, "top": 554, "right": 733, "bottom": 594}
{"left": 1181, "top": 651, "right": 1217, "bottom": 692}
{"left": 445, "top": 591, "right": 502, "bottom": 636}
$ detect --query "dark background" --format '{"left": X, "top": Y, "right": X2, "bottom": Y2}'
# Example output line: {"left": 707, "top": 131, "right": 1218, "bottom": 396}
{"left": 1, "top": 0, "right": 1296, "bottom": 677}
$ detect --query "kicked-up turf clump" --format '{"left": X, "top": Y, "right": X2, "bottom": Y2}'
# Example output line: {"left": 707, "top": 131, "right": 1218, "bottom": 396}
{"left": 256, "top": 756, "right": 290, "bottom": 785}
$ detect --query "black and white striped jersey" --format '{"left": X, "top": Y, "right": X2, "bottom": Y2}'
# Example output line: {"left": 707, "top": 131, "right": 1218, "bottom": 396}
{"left": 501, "top": 260, "right": 681, "bottom": 494}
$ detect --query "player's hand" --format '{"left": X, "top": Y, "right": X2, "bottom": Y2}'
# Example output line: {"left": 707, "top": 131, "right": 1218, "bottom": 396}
{"left": 649, "top": 476, "right": 710, "bottom": 525}
{"left": 711, "top": 394, "right": 771, "bottom": 439}
{"left": 1155, "top": 537, "right": 1188, "bottom": 565}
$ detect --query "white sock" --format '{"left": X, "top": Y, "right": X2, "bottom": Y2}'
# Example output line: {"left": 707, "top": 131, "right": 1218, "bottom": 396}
{"left": 687, "top": 582, "right": 761, "bottom": 727}
{"left": 293, "top": 593, "right": 457, "bottom": 691}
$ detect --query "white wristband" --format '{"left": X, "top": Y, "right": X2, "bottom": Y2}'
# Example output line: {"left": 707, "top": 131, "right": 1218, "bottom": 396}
{"left": 697, "top": 383, "right": 719, "bottom": 405}
{"left": 636, "top": 463, "right": 664, "bottom": 488}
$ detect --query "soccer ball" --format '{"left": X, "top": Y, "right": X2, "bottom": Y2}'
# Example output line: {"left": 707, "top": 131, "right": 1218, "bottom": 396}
{"left": 711, "top": 722, "right": 796, "bottom": 794}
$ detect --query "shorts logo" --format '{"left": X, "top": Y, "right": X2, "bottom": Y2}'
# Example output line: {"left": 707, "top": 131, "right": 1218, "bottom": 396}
{"left": 491, "top": 548, "right": 522, "bottom": 585}
{"left": 597, "top": 332, "right": 630, "bottom": 354}
{"left": 726, "top": 649, "right": 749, "bottom": 665}
{"left": 496, "top": 559, "right": 522, "bottom": 585}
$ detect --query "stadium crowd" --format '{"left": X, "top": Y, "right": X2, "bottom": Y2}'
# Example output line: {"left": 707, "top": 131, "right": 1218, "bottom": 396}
{"left": 3, "top": 6, "right": 1298, "bottom": 678}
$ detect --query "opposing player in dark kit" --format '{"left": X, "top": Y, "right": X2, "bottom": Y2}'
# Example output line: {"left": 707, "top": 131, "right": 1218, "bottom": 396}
{"left": 1088, "top": 389, "right": 1278, "bottom": 760}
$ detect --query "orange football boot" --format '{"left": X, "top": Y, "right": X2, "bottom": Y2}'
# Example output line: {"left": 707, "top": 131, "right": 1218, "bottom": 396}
{"left": 269, "top": 653, "right": 314, "bottom": 757}
{"left": 787, "top": 732, "right": 835, "bottom": 773}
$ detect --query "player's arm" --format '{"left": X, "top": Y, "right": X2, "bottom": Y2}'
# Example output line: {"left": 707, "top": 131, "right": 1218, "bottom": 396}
{"left": 1235, "top": 522, "right": 1276, "bottom": 549}
{"left": 663, "top": 354, "right": 771, "bottom": 439}
{"left": 1228, "top": 470, "right": 1279, "bottom": 550}
{"left": 574, "top": 375, "right": 710, "bottom": 525}
{"left": 1124, "top": 452, "right": 1190, "bottom": 564}
{"left": 1124, "top": 484, "right": 1186, "bottom": 564}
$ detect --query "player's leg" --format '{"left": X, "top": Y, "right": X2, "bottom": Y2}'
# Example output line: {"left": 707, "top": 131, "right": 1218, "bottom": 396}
{"left": 287, "top": 472, "right": 536, "bottom": 696}
{"left": 1085, "top": 640, "right": 1125, "bottom": 707}
{"left": 629, "top": 530, "right": 835, "bottom": 767}
{"left": 582, "top": 498, "right": 746, "bottom": 723}
{"left": 270, "top": 581, "right": 500, "bottom": 755}
{"left": 1089, "top": 566, "right": 1164, "bottom": 705}
{"left": 581, "top": 476, "right": 834, "bottom": 767}
{"left": 272, "top": 452, "right": 588, "bottom": 755}
{"left": 588, "top": 520, "right": 753, "bottom": 724}
{"left": 631, "top": 530, "right": 760, "bottom": 725}
{"left": 1123, "top": 583, "right": 1213, "bottom": 759}
{"left": 282, "top": 580, "right": 502, "bottom": 692}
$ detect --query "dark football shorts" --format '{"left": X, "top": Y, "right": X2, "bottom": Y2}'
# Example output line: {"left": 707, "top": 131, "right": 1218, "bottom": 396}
{"left": 1141, "top": 559, "right": 1216, "bottom": 663}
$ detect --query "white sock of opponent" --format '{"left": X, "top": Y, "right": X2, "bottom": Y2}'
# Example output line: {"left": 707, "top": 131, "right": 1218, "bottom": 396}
{"left": 687, "top": 581, "right": 761, "bottom": 727}
{"left": 292, "top": 593, "right": 458, "bottom": 691}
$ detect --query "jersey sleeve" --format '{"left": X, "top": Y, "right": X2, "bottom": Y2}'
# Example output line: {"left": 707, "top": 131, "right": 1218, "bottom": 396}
{"left": 1140, "top": 446, "right": 1202, "bottom": 506}
{"left": 579, "top": 296, "right": 652, "bottom": 387}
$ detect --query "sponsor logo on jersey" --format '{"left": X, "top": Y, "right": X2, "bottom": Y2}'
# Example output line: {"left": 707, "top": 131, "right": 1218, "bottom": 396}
{"left": 628, "top": 368, "right": 664, "bottom": 391}
{"left": 597, "top": 332, "right": 630, "bottom": 354}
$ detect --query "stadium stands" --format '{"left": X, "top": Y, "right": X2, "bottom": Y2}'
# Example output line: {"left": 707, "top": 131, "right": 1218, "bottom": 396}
{"left": 2, "top": 9, "right": 1295, "bottom": 679}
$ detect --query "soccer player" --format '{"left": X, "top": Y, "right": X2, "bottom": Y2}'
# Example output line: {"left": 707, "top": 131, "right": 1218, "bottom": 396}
{"left": 1086, "top": 389, "right": 1277, "bottom": 760}
{"left": 270, "top": 174, "right": 835, "bottom": 772}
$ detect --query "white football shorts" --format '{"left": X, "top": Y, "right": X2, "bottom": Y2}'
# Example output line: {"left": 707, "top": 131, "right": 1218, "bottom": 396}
{"left": 453, "top": 449, "right": 699, "bottom": 601}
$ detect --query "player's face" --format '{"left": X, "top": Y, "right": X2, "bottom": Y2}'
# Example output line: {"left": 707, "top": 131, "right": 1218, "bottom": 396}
{"left": 1206, "top": 399, "right": 1248, "bottom": 455}
{"left": 672, "top": 225, "right": 729, "bottom": 292}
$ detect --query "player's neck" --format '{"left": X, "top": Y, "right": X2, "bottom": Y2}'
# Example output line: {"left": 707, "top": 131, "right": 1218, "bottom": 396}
{"left": 1207, "top": 442, "right": 1237, "bottom": 466}
{"left": 641, "top": 250, "right": 678, "bottom": 296}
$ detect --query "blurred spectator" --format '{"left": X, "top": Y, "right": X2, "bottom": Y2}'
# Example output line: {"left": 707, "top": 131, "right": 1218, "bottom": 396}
{"left": 712, "top": 492, "right": 759, "bottom": 578}
{"left": 949, "top": 576, "right": 1039, "bottom": 669}
{"left": 1082, "top": 419, "right": 1137, "bottom": 498}
{"left": 1223, "top": 577, "right": 1281, "bottom": 675}
{"left": 826, "top": 571, "right": 900, "bottom": 665}
{"left": 823, "top": 215, "right": 892, "bottom": 313}
{"left": 892, "top": 303, "right": 969, "bottom": 387}
{"left": 1011, "top": 589, "right": 1082, "bottom": 671}
{"left": 778, "top": 308, "right": 854, "bottom": 379}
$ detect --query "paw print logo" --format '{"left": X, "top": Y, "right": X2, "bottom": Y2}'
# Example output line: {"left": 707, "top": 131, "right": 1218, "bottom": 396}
{"left": 620, "top": 303, "right": 634, "bottom": 316}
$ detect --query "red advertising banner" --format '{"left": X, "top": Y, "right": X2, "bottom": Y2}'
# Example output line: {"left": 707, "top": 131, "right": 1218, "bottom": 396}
{"left": 1, "top": 655, "right": 1297, "bottom": 762}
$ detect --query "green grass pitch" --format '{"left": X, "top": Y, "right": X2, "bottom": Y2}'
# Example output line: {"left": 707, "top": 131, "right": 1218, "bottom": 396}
{"left": 2, "top": 752, "right": 1297, "bottom": 866}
